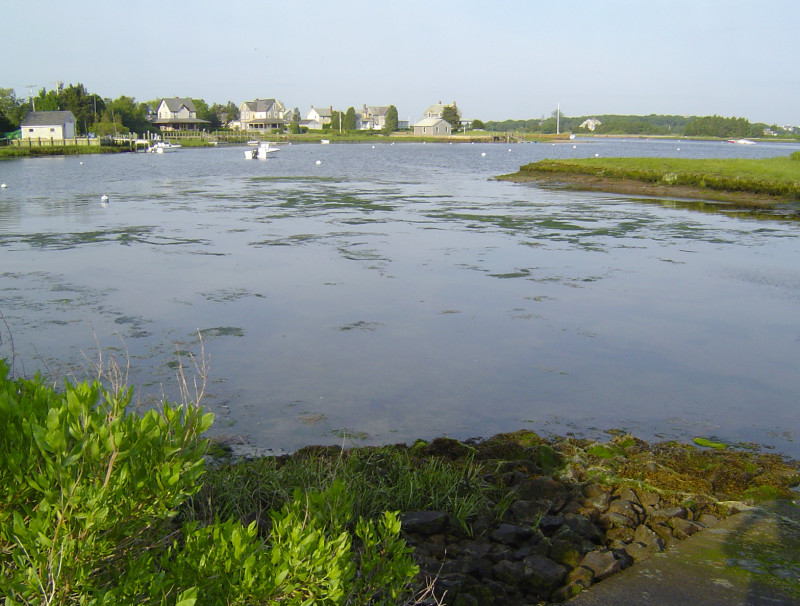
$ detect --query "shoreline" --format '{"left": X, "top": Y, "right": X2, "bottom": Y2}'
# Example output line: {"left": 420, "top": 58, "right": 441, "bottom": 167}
{"left": 208, "top": 430, "right": 800, "bottom": 603}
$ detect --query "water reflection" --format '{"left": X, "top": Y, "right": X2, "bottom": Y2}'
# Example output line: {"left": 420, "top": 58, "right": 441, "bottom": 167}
{"left": 1, "top": 139, "right": 799, "bottom": 455}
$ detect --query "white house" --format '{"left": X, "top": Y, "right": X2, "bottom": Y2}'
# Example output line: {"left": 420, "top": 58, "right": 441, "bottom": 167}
{"left": 356, "top": 105, "right": 390, "bottom": 130}
{"left": 151, "top": 98, "right": 210, "bottom": 131}
{"left": 303, "top": 105, "right": 332, "bottom": 129}
{"left": 20, "top": 111, "right": 76, "bottom": 139}
{"left": 240, "top": 99, "right": 286, "bottom": 132}
{"left": 579, "top": 118, "right": 602, "bottom": 131}
{"left": 413, "top": 117, "right": 451, "bottom": 136}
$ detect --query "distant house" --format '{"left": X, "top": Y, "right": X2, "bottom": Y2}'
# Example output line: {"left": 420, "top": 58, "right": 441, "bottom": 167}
{"left": 240, "top": 99, "right": 286, "bottom": 132}
{"left": 303, "top": 106, "right": 332, "bottom": 130}
{"left": 579, "top": 118, "right": 602, "bottom": 131}
{"left": 151, "top": 98, "right": 210, "bottom": 132}
{"left": 356, "top": 105, "right": 390, "bottom": 130}
{"left": 423, "top": 101, "right": 461, "bottom": 121}
{"left": 413, "top": 117, "right": 452, "bottom": 136}
{"left": 20, "top": 111, "right": 76, "bottom": 139}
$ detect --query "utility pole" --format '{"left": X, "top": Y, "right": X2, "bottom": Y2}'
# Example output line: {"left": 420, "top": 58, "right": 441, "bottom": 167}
{"left": 26, "top": 85, "right": 37, "bottom": 111}
{"left": 557, "top": 102, "right": 560, "bottom": 135}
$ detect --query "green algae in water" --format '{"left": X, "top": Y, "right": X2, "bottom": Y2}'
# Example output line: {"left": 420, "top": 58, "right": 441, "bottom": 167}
{"left": 199, "top": 326, "right": 245, "bottom": 338}
{"left": 694, "top": 437, "right": 728, "bottom": 449}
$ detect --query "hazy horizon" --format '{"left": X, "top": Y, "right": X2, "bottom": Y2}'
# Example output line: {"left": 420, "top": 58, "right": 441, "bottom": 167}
{"left": 5, "top": 0, "right": 798, "bottom": 126}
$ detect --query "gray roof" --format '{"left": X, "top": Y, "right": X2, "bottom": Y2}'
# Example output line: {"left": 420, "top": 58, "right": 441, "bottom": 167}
{"left": 21, "top": 111, "right": 75, "bottom": 126}
{"left": 160, "top": 98, "right": 197, "bottom": 113}
{"left": 310, "top": 106, "right": 332, "bottom": 117}
{"left": 243, "top": 98, "right": 282, "bottom": 112}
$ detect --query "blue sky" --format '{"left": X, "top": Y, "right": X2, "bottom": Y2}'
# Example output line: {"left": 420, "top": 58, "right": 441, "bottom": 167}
{"left": 5, "top": 0, "right": 799, "bottom": 125}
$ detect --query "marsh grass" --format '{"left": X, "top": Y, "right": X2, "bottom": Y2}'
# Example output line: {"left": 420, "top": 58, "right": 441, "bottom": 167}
{"left": 517, "top": 156, "right": 800, "bottom": 199}
{"left": 187, "top": 446, "right": 499, "bottom": 535}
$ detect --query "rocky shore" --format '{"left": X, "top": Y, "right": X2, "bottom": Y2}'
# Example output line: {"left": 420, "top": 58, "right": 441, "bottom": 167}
{"left": 391, "top": 432, "right": 800, "bottom": 605}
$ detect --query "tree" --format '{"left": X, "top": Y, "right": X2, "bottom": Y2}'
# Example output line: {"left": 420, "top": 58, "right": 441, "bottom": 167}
{"left": 192, "top": 98, "right": 220, "bottom": 129}
{"left": 327, "top": 110, "right": 342, "bottom": 131}
{"left": 60, "top": 83, "right": 97, "bottom": 135}
{"left": 0, "top": 88, "right": 25, "bottom": 131}
{"left": 343, "top": 106, "right": 357, "bottom": 131}
{"left": 383, "top": 105, "right": 398, "bottom": 134}
{"left": 34, "top": 88, "right": 61, "bottom": 112}
{"left": 442, "top": 105, "right": 460, "bottom": 129}
{"left": 471, "top": 119, "right": 486, "bottom": 130}
{"left": 104, "top": 96, "right": 150, "bottom": 134}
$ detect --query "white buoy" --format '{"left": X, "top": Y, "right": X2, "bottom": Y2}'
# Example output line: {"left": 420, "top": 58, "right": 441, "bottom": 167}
{"left": 595, "top": 153, "right": 599, "bottom": 157}
{"left": 371, "top": 145, "right": 375, "bottom": 149}
{"left": 100, "top": 194, "right": 109, "bottom": 203}
{"left": 1, "top": 183, "right": 6, "bottom": 189}
{"left": 677, "top": 148, "right": 681, "bottom": 151}
{"left": 573, "top": 145, "right": 577, "bottom": 149}
{"left": 315, "top": 160, "right": 322, "bottom": 165}
{"left": 80, "top": 161, "right": 84, "bottom": 165}
{"left": 481, "top": 152, "right": 486, "bottom": 157}
{"left": 508, "top": 148, "right": 512, "bottom": 152}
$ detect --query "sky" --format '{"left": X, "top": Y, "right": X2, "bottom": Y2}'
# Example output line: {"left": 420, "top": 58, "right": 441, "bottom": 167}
{"left": 4, "top": 0, "right": 799, "bottom": 125}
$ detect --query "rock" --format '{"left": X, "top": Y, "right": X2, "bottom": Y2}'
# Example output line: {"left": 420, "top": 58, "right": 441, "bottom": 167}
{"left": 579, "top": 549, "right": 624, "bottom": 582}
{"left": 539, "top": 514, "right": 565, "bottom": 532}
{"left": 634, "top": 523, "right": 666, "bottom": 552}
{"left": 564, "top": 512, "right": 605, "bottom": 544}
{"left": 491, "top": 523, "right": 535, "bottom": 546}
{"left": 607, "top": 499, "right": 644, "bottom": 525}
{"left": 401, "top": 510, "right": 450, "bottom": 535}
{"left": 649, "top": 506, "right": 687, "bottom": 521}
{"left": 668, "top": 517, "right": 704, "bottom": 540}
{"left": 582, "top": 483, "right": 611, "bottom": 509}
{"left": 507, "top": 499, "right": 549, "bottom": 525}
{"left": 494, "top": 555, "right": 567, "bottom": 595}
{"left": 623, "top": 541, "right": 658, "bottom": 563}
{"left": 515, "top": 476, "right": 569, "bottom": 511}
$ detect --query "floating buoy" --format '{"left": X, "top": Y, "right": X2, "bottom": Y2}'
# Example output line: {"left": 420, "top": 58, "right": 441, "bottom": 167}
{"left": 594, "top": 153, "right": 599, "bottom": 157}
{"left": 315, "top": 160, "right": 322, "bottom": 165}
{"left": 100, "top": 194, "right": 109, "bottom": 203}
{"left": 573, "top": 145, "right": 577, "bottom": 149}
{"left": 677, "top": 148, "right": 680, "bottom": 151}
{"left": 0, "top": 183, "right": 6, "bottom": 189}
{"left": 481, "top": 152, "right": 486, "bottom": 157}
{"left": 508, "top": 148, "right": 512, "bottom": 152}
{"left": 80, "top": 161, "right": 84, "bottom": 165}
{"left": 371, "top": 145, "right": 375, "bottom": 149}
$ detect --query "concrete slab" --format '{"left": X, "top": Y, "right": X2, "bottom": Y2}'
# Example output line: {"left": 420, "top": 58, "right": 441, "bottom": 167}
{"left": 565, "top": 499, "right": 800, "bottom": 605}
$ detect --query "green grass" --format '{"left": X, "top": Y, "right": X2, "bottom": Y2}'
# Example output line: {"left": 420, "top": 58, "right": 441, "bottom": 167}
{"left": 0, "top": 145, "right": 126, "bottom": 159}
{"left": 186, "top": 446, "right": 500, "bottom": 535}
{"left": 514, "top": 156, "right": 800, "bottom": 199}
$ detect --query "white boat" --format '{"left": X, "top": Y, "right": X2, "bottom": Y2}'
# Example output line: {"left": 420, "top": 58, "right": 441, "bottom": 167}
{"left": 728, "top": 138, "right": 756, "bottom": 145}
{"left": 244, "top": 141, "right": 280, "bottom": 159}
{"left": 148, "top": 141, "right": 182, "bottom": 153}
{"left": 246, "top": 139, "right": 260, "bottom": 146}
{"left": 320, "top": 139, "right": 330, "bottom": 144}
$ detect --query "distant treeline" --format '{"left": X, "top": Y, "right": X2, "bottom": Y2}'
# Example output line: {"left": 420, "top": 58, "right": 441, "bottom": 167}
{"left": 484, "top": 114, "right": 784, "bottom": 138}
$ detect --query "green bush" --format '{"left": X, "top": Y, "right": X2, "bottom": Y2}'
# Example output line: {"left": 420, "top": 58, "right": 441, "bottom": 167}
{"left": 0, "top": 360, "right": 421, "bottom": 604}
{"left": 791, "top": 151, "right": 800, "bottom": 161}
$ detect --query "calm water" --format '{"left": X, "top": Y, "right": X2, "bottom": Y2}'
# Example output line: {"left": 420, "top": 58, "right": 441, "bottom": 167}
{"left": 2, "top": 138, "right": 799, "bottom": 456}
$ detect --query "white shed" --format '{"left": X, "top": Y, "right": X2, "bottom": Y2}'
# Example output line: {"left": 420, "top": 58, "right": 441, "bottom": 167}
{"left": 20, "top": 111, "right": 77, "bottom": 139}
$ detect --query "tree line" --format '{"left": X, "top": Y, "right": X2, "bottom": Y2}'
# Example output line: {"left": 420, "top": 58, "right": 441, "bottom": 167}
{"left": 483, "top": 112, "right": 784, "bottom": 138}
{"left": 0, "top": 83, "right": 239, "bottom": 136}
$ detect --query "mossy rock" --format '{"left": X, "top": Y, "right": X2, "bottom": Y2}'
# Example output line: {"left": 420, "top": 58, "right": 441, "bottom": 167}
{"left": 420, "top": 437, "right": 477, "bottom": 460}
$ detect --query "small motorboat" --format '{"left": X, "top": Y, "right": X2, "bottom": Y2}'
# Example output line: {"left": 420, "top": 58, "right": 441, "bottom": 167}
{"left": 244, "top": 141, "right": 280, "bottom": 159}
{"left": 148, "top": 141, "right": 182, "bottom": 153}
{"left": 728, "top": 138, "right": 756, "bottom": 145}
{"left": 320, "top": 139, "right": 330, "bottom": 144}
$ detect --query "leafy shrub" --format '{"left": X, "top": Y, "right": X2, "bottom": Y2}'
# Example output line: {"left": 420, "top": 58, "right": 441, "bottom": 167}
{"left": 791, "top": 151, "right": 800, "bottom": 161}
{"left": 0, "top": 360, "right": 421, "bottom": 604}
